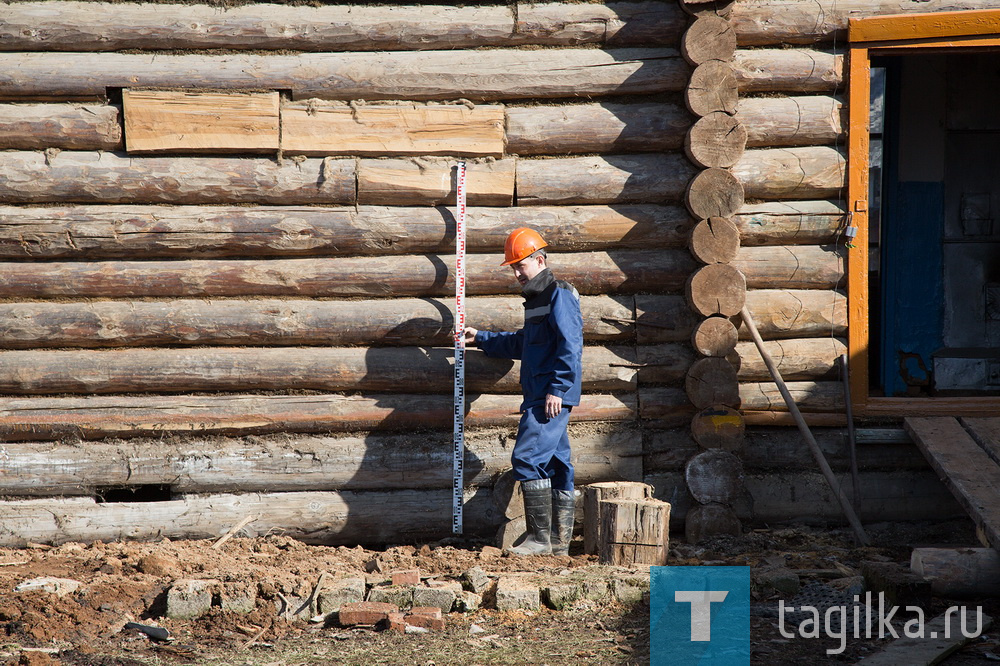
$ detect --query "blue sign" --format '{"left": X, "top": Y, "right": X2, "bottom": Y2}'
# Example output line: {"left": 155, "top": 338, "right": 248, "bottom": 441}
{"left": 650, "top": 566, "right": 751, "bottom": 666}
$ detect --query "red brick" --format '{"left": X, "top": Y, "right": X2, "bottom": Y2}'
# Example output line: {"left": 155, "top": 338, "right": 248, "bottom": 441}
{"left": 391, "top": 568, "right": 421, "bottom": 586}
{"left": 407, "top": 606, "right": 442, "bottom": 620}
{"left": 386, "top": 611, "right": 407, "bottom": 634}
{"left": 338, "top": 601, "right": 399, "bottom": 626}
{"left": 404, "top": 613, "right": 446, "bottom": 631}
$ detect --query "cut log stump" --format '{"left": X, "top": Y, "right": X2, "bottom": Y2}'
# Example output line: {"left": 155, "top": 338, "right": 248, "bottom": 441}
{"left": 598, "top": 498, "right": 671, "bottom": 566}
{"left": 582, "top": 481, "right": 653, "bottom": 555}
{"left": 690, "top": 405, "right": 745, "bottom": 451}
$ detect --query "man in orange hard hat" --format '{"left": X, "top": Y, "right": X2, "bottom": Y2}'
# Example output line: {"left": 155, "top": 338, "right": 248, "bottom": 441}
{"left": 464, "top": 228, "right": 583, "bottom": 556}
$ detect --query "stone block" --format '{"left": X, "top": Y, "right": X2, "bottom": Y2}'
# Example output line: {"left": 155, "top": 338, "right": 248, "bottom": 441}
{"left": 495, "top": 517, "right": 526, "bottom": 551}
{"left": 583, "top": 579, "right": 609, "bottom": 600}
{"left": 166, "top": 579, "right": 218, "bottom": 620}
{"left": 391, "top": 569, "right": 421, "bottom": 586}
{"left": 752, "top": 567, "right": 801, "bottom": 599}
{"left": 413, "top": 586, "right": 456, "bottom": 613}
{"left": 219, "top": 581, "right": 257, "bottom": 614}
{"left": 454, "top": 590, "right": 482, "bottom": 612}
{"left": 317, "top": 577, "right": 366, "bottom": 614}
{"left": 611, "top": 577, "right": 648, "bottom": 604}
{"left": 462, "top": 567, "right": 493, "bottom": 594}
{"left": 542, "top": 583, "right": 583, "bottom": 610}
{"left": 367, "top": 584, "right": 414, "bottom": 609}
{"left": 338, "top": 601, "right": 399, "bottom": 626}
{"left": 495, "top": 576, "right": 540, "bottom": 611}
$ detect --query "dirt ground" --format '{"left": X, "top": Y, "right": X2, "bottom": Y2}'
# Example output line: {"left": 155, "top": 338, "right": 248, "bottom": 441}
{"left": 0, "top": 520, "right": 997, "bottom": 666}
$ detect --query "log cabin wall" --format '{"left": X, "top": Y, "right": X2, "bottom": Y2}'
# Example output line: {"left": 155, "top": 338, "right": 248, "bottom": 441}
{"left": 0, "top": 0, "right": 987, "bottom": 546}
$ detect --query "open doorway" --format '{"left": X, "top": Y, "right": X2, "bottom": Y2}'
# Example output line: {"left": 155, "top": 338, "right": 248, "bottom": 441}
{"left": 868, "top": 51, "right": 1000, "bottom": 397}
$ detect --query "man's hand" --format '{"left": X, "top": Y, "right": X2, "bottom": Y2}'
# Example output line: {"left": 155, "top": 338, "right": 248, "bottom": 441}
{"left": 544, "top": 393, "right": 563, "bottom": 419}
{"left": 463, "top": 327, "right": 478, "bottom": 346}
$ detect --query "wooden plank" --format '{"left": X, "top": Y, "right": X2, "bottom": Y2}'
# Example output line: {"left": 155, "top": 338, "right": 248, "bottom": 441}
{"left": 358, "top": 157, "right": 514, "bottom": 206}
{"left": 0, "top": 424, "right": 642, "bottom": 496}
{"left": 855, "top": 609, "right": 993, "bottom": 666}
{"left": 0, "top": 393, "right": 636, "bottom": 442}
{"left": 0, "top": 250, "right": 696, "bottom": 298}
{"left": 0, "top": 49, "right": 686, "bottom": 102}
{"left": 732, "top": 49, "right": 843, "bottom": 93}
{"left": 847, "top": 45, "right": 872, "bottom": 412}
{"left": 0, "top": 295, "right": 634, "bottom": 349}
{"left": 123, "top": 90, "right": 279, "bottom": 154}
{"left": 0, "top": 345, "right": 637, "bottom": 395}
{"left": 962, "top": 417, "right": 1000, "bottom": 466}
{"left": 905, "top": 417, "right": 1000, "bottom": 549}
{"left": 282, "top": 103, "right": 504, "bottom": 157}
{"left": 0, "top": 204, "right": 691, "bottom": 260}
{"left": 849, "top": 8, "right": 1000, "bottom": 43}
{"left": 0, "top": 103, "right": 121, "bottom": 150}
{"left": 865, "top": 397, "right": 1000, "bottom": 417}
{"left": 0, "top": 152, "right": 354, "bottom": 205}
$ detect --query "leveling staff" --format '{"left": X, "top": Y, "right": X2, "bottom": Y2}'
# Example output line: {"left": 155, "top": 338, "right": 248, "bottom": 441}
{"left": 464, "top": 228, "right": 584, "bottom": 556}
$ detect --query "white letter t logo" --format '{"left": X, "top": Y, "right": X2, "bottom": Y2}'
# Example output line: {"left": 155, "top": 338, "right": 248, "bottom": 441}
{"left": 674, "top": 590, "right": 729, "bottom": 641}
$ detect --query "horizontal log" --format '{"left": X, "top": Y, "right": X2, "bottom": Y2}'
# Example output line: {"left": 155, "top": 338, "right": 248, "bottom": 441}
{"left": 0, "top": 2, "right": 683, "bottom": 51}
{"left": 0, "top": 346, "right": 637, "bottom": 395}
{"left": 739, "top": 380, "right": 845, "bottom": 412}
{"left": 741, "top": 289, "right": 847, "bottom": 340}
{"left": 733, "top": 49, "right": 843, "bottom": 93}
{"left": 0, "top": 488, "right": 502, "bottom": 546}
{"left": 733, "top": 146, "right": 846, "bottom": 200}
{"left": 0, "top": 204, "right": 692, "bottom": 260}
{"left": 123, "top": 90, "right": 280, "bottom": 154}
{"left": 282, "top": 103, "right": 505, "bottom": 158}
{"left": 735, "top": 200, "right": 846, "bottom": 246}
{"left": 734, "top": 245, "right": 845, "bottom": 289}
{"left": 358, "top": 157, "right": 514, "bottom": 206}
{"left": 733, "top": 338, "right": 847, "bottom": 380}
{"left": 731, "top": 0, "right": 1000, "bottom": 46}
{"left": 0, "top": 392, "right": 636, "bottom": 442}
{"left": 0, "top": 422, "right": 642, "bottom": 496}
{"left": 0, "top": 295, "right": 634, "bottom": 349}
{"left": 505, "top": 102, "right": 689, "bottom": 155}
{"left": 0, "top": 103, "right": 121, "bottom": 150}
{"left": 516, "top": 154, "right": 696, "bottom": 205}
{"left": 637, "top": 387, "right": 696, "bottom": 427}
{"left": 0, "top": 152, "right": 355, "bottom": 205}
{"left": 0, "top": 250, "right": 696, "bottom": 298}
{"left": 0, "top": 49, "right": 687, "bottom": 102}
{"left": 737, "top": 95, "right": 844, "bottom": 147}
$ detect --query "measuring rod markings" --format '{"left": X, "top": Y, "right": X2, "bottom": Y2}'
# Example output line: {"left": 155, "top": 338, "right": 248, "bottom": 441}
{"left": 452, "top": 161, "right": 467, "bottom": 535}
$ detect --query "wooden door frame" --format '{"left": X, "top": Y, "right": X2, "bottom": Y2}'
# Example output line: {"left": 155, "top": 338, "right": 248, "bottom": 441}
{"left": 847, "top": 9, "right": 1000, "bottom": 416}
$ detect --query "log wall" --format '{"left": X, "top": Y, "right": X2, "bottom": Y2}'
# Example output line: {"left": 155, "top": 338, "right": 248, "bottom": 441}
{"left": 0, "top": 0, "right": 968, "bottom": 546}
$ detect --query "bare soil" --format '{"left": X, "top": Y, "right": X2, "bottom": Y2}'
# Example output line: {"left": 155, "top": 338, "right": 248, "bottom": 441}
{"left": 0, "top": 521, "right": 996, "bottom": 665}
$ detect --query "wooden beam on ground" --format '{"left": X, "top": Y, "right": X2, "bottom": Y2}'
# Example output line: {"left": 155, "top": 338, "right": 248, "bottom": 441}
{"left": 0, "top": 423, "right": 642, "bottom": 496}
{"left": 0, "top": 250, "right": 696, "bottom": 298}
{"left": 0, "top": 345, "right": 638, "bottom": 395}
{"left": 282, "top": 103, "right": 505, "bottom": 157}
{"left": 732, "top": 49, "right": 843, "bottom": 93}
{"left": 123, "top": 90, "right": 279, "bottom": 154}
{"left": 0, "top": 49, "right": 687, "bottom": 101}
{"left": 961, "top": 417, "right": 1000, "bottom": 466}
{"left": 0, "top": 392, "right": 636, "bottom": 442}
{"left": 855, "top": 609, "right": 993, "bottom": 666}
{"left": 0, "top": 295, "right": 635, "bottom": 349}
{"left": 0, "top": 152, "right": 355, "bottom": 204}
{"left": 905, "top": 417, "right": 1000, "bottom": 549}
{"left": 0, "top": 103, "right": 121, "bottom": 150}
{"left": 0, "top": 204, "right": 691, "bottom": 259}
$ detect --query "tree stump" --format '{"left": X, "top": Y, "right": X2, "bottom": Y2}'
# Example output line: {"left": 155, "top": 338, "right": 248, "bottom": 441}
{"left": 582, "top": 481, "right": 653, "bottom": 554}
{"left": 692, "top": 316, "right": 739, "bottom": 357}
{"left": 685, "top": 449, "right": 744, "bottom": 505}
{"left": 598, "top": 498, "right": 671, "bottom": 566}
{"left": 689, "top": 216, "right": 740, "bottom": 264}
{"left": 690, "top": 405, "right": 745, "bottom": 451}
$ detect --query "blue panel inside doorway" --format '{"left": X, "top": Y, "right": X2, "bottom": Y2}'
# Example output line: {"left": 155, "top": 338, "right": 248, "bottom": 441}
{"left": 880, "top": 181, "right": 944, "bottom": 396}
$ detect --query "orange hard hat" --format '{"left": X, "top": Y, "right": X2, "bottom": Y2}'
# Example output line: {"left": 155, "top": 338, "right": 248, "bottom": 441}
{"left": 501, "top": 227, "right": 548, "bottom": 266}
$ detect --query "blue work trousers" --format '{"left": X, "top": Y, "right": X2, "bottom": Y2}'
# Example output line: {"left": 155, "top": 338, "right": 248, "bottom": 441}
{"left": 512, "top": 405, "right": 574, "bottom": 491}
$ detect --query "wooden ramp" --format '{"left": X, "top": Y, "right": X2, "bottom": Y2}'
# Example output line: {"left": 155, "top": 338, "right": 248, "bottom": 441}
{"left": 905, "top": 417, "right": 1000, "bottom": 550}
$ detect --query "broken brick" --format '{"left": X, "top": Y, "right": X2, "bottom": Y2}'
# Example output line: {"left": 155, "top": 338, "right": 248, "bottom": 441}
{"left": 338, "top": 601, "right": 399, "bottom": 626}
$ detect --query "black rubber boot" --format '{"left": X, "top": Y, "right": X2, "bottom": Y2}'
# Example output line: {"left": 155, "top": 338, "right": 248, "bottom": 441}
{"left": 550, "top": 489, "right": 576, "bottom": 556}
{"left": 509, "top": 478, "right": 552, "bottom": 555}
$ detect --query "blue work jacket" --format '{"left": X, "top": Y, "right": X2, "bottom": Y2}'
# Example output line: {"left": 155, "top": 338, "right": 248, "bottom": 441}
{"left": 475, "top": 268, "right": 583, "bottom": 411}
